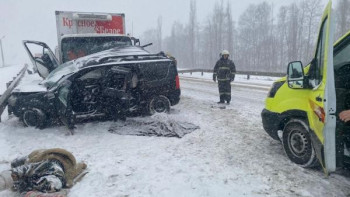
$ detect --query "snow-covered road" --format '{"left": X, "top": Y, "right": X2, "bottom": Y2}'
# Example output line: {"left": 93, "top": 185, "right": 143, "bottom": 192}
{"left": 0, "top": 76, "right": 349, "bottom": 197}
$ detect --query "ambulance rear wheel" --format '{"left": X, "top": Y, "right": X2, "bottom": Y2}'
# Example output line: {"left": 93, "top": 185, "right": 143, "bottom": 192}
{"left": 282, "top": 119, "right": 318, "bottom": 168}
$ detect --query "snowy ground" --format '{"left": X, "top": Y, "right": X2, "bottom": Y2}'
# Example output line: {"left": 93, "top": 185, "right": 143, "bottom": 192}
{"left": 0, "top": 72, "right": 349, "bottom": 196}
{"left": 0, "top": 65, "right": 25, "bottom": 94}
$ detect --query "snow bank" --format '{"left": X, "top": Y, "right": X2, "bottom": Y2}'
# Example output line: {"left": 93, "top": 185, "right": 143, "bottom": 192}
{"left": 0, "top": 65, "right": 25, "bottom": 94}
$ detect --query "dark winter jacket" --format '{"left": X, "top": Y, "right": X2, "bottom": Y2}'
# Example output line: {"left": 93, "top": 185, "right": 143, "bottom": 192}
{"left": 10, "top": 148, "right": 87, "bottom": 193}
{"left": 11, "top": 160, "right": 65, "bottom": 193}
{"left": 26, "top": 148, "right": 87, "bottom": 188}
{"left": 213, "top": 58, "right": 236, "bottom": 82}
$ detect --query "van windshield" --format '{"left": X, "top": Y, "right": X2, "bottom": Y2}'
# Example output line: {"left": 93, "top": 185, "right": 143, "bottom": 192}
{"left": 61, "top": 36, "right": 132, "bottom": 63}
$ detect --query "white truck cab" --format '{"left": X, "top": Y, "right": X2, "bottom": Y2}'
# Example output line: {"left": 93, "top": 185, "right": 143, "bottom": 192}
{"left": 55, "top": 11, "right": 139, "bottom": 64}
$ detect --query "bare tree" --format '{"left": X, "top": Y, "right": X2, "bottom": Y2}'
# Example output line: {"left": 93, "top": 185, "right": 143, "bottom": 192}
{"left": 189, "top": 0, "right": 197, "bottom": 68}
{"left": 157, "top": 16, "right": 163, "bottom": 51}
{"left": 302, "top": 0, "right": 322, "bottom": 63}
{"left": 286, "top": 3, "right": 299, "bottom": 61}
{"left": 213, "top": 1, "right": 225, "bottom": 55}
{"left": 336, "top": 0, "right": 350, "bottom": 39}
{"left": 140, "top": 28, "right": 158, "bottom": 53}
{"left": 225, "top": 1, "right": 234, "bottom": 58}
{"left": 165, "top": 21, "right": 190, "bottom": 68}
{"left": 148, "top": 0, "right": 335, "bottom": 73}
{"left": 276, "top": 6, "right": 288, "bottom": 70}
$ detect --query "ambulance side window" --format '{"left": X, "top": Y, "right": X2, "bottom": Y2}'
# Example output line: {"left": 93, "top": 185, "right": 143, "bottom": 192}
{"left": 313, "top": 18, "right": 328, "bottom": 86}
{"left": 334, "top": 38, "right": 350, "bottom": 68}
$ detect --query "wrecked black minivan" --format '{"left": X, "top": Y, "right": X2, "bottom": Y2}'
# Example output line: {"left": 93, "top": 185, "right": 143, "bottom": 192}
{"left": 8, "top": 41, "right": 181, "bottom": 129}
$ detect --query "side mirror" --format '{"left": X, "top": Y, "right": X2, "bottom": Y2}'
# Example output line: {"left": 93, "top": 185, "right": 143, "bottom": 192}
{"left": 134, "top": 39, "right": 140, "bottom": 46}
{"left": 130, "top": 37, "right": 140, "bottom": 46}
{"left": 287, "top": 61, "right": 304, "bottom": 89}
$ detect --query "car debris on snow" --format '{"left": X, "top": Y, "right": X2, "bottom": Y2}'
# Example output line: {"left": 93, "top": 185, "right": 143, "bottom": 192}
{"left": 108, "top": 114, "right": 199, "bottom": 138}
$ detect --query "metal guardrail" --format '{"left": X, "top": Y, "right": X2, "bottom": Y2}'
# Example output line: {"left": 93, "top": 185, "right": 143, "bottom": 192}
{"left": 178, "top": 69, "right": 286, "bottom": 78}
{"left": 0, "top": 64, "right": 28, "bottom": 122}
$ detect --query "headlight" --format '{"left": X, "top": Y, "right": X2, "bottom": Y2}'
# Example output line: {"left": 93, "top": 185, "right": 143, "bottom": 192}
{"left": 268, "top": 81, "right": 284, "bottom": 98}
{"left": 8, "top": 95, "right": 17, "bottom": 106}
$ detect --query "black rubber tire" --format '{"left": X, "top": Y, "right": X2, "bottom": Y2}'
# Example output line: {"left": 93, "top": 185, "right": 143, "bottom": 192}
{"left": 147, "top": 95, "right": 171, "bottom": 115}
{"left": 22, "top": 108, "right": 47, "bottom": 129}
{"left": 282, "top": 119, "right": 319, "bottom": 168}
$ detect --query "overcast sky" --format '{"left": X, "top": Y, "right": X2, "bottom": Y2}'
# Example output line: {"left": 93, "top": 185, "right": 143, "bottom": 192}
{"left": 0, "top": 0, "right": 329, "bottom": 65}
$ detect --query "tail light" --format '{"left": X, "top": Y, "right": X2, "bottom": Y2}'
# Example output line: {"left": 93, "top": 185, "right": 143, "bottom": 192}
{"left": 175, "top": 75, "right": 180, "bottom": 89}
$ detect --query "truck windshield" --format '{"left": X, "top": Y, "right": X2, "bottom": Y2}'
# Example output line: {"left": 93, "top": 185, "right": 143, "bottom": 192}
{"left": 61, "top": 36, "right": 132, "bottom": 63}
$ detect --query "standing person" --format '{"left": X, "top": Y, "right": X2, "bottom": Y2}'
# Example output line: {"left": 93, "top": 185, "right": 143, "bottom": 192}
{"left": 213, "top": 50, "right": 236, "bottom": 104}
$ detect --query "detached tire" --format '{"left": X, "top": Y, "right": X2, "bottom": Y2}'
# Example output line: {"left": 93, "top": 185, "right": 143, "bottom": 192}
{"left": 22, "top": 108, "right": 47, "bottom": 129}
{"left": 147, "top": 95, "right": 171, "bottom": 115}
{"left": 282, "top": 119, "right": 318, "bottom": 168}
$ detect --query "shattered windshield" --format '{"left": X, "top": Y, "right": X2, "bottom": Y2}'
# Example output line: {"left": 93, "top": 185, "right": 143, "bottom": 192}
{"left": 42, "top": 61, "right": 78, "bottom": 88}
{"left": 61, "top": 36, "right": 132, "bottom": 63}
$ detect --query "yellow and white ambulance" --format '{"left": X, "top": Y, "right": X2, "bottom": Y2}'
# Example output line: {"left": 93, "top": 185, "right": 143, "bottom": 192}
{"left": 261, "top": 1, "right": 350, "bottom": 174}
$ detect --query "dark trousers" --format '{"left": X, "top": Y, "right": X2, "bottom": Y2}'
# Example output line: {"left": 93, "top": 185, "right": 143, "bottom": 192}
{"left": 218, "top": 81, "right": 231, "bottom": 102}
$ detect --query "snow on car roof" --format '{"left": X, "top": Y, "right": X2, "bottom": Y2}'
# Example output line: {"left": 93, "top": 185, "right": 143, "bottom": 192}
{"left": 73, "top": 45, "right": 169, "bottom": 69}
{"left": 41, "top": 46, "right": 172, "bottom": 88}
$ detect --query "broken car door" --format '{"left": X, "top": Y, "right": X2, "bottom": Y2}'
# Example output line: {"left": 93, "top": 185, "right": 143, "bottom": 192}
{"left": 102, "top": 66, "right": 132, "bottom": 120}
{"left": 70, "top": 67, "right": 105, "bottom": 114}
{"left": 56, "top": 80, "right": 75, "bottom": 130}
{"left": 23, "top": 40, "right": 59, "bottom": 79}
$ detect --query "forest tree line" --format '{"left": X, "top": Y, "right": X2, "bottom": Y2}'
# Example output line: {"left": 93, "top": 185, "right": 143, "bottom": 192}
{"left": 140, "top": 0, "right": 350, "bottom": 73}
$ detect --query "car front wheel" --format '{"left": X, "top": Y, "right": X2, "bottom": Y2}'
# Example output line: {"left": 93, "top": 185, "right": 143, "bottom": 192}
{"left": 282, "top": 119, "right": 318, "bottom": 168}
{"left": 22, "top": 108, "right": 47, "bottom": 129}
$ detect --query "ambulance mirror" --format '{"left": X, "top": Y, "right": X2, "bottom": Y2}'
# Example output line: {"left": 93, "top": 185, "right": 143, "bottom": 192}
{"left": 287, "top": 61, "right": 304, "bottom": 89}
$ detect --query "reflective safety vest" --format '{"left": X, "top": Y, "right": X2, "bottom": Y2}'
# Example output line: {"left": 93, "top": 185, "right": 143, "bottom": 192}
{"left": 213, "top": 59, "right": 236, "bottom": 81}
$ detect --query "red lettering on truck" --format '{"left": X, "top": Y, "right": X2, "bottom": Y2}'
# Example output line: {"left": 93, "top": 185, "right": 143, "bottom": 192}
{"left": 77, "top": 20, "right": 96, "bottom": 27}
{"left": 62, "top": 17, "right": 73, "bottom": 28}
{"left": 95, "top": 16, "right": 124, "bottom": 34}
{"left": 94, "top": 26, "right": 121, "bottom": 34}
